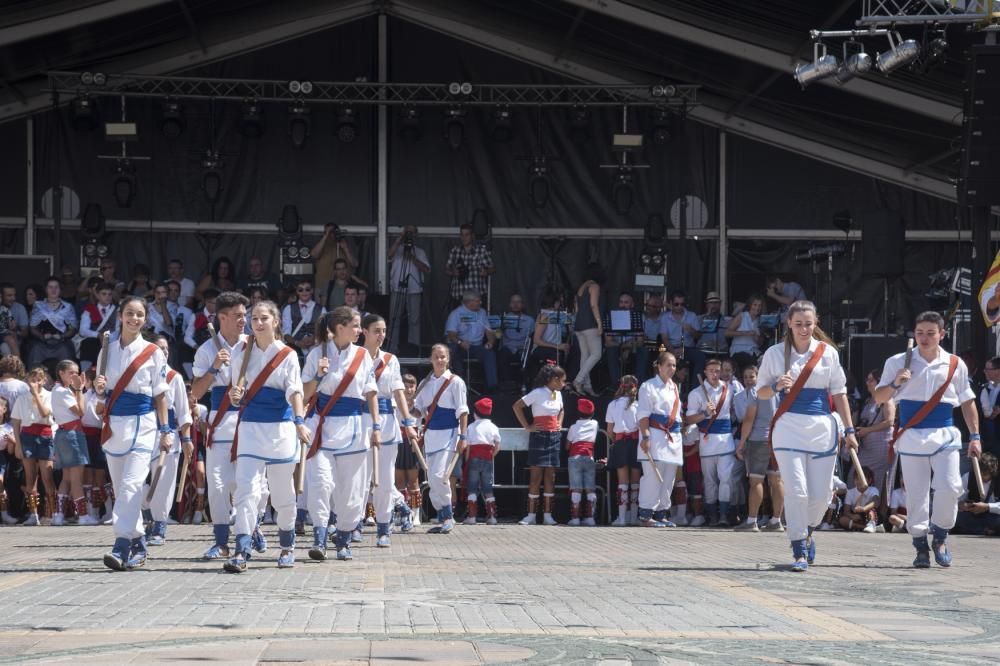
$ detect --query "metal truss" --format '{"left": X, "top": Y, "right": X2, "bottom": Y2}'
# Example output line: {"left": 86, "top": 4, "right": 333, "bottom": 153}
{"left": 856, "top": 1, "right": 996, "bottom": 27}
{"left": 48, "top": 71, "right": 698, "bottom": 107}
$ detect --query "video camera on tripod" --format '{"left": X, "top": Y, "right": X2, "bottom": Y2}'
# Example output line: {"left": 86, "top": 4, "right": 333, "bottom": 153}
{"left": 794, "top": 243, "right": 845, "bottom": 263}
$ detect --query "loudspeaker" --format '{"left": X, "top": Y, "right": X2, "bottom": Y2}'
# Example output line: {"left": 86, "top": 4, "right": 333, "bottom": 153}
{"left": 862, "top": 210, "right": 904, "bottom": 278}
{"left": 849, "top": 335, "right": 908, "bottom": 389}
{"left": 959, "top": 45, "right": 1000, "bottom": 207}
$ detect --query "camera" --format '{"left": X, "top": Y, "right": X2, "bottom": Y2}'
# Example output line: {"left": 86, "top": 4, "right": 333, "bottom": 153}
{"left": 455, "top": 259, "right": 468, "bottom": 281}
{"left": 327, "top": 223, "right": 345, "bottom": 243}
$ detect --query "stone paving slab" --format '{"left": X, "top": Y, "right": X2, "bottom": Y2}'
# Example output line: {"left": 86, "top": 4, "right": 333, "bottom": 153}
{"left": 0, "top": 523, "right": 997, "bottom": 664}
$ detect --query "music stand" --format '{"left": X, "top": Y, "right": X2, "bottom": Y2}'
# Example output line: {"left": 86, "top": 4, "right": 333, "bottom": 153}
{"left": 603, "top": 309, "right": 644, "bottom": 376}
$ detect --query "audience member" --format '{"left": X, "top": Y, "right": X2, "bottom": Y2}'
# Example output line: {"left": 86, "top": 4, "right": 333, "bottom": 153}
{"left": 166, "top": 259, "right": 196, "bottom": 308}
{"left": 765, "top": 275, "right": 807, "bottom": 321}
{"left": 196, "top": 257, "right": 236, "bottom": 301}
{"left": 446, "top": 223, "right": 494, "bottom": 308}
{"left": 324, "top": 258, "right": 368, "bottom": 309}
{"left": 241, "top": 256, "right": 282, "bottom": 298}
{"left": 572, "top": 263, "right": 605, "bottom": 397}
{"left": 388, "top": 225, "right": 430, "bottom": 353}
{"left": 58, "top": 266, "right": 80, "bottom": 304}
{"left": 311, "top": 223, "right": 359, "bottom": 305}
{"left": 28, "top": 277, "right": 77, "bottom": 369}
{"left": 185, "top": 288, "right": 219, "bottom": 351}
{"left": 282, "top": 278, "right": 325, "bottom": 355}
{"left": 698, "top": 292, "right": 727, "bottom": 353}
{"left": 2, "top": 283, "right": 29, "bottom": 346}
{"left": 854, "top": 369, "right": 895, "bottom": 489}
{"left": 445, "top": 290, "right": 498, "bottom": 391}
{"left": 661, "top": 290, "right": 704, "bottom": 382}
{"left": 955, "top": 452, "right": 999, "bottom": 534}
{"left": 726, "top": 293, "right": 765, "bottom": 368}
{"left": 127, "top": 263, "right": 154, "bottom": 297}
{"left": 980, "top": 357, "right": 1000, "bottom": 456}
{"left": 78, "top": 282, "right": 118, "bottom": 371}
{"left": 497, "top": 293, "right": 534, "bottom": 386}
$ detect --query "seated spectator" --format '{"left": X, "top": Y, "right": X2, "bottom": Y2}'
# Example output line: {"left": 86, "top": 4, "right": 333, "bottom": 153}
{"left": 241, "top": 256, "right": 282, "bottom": 299}
{"left": 765, "top": 274, "right": 807, "bottom": 322}
{"left": 282, "top": 279, "right": 325, "bottom": 355}
{"left": 497, "top": 293, "right": 535, "bottom": 386}
{"left": 324, "top": 257, "right": 368, "bottom": 309}
{"left": 0, "top": 298, "right": 18, "bottom": 358}
{"left": 126, "top": 263, "right": 154, "bottom": 298}
{"left": 527, "top": 289, "right": 572, "bottom": 380}
{"left": 58, "top": 266, "right": 80, "bottom": 304}
{"left": 28, "top": 276, "right": 77, "bottom": 369}
{"left": 23, "top": 284, "right": 40, "bottom": 312}
{"left": 955, "top": 452, "right": 1000, "bottom": 535}
{"left": 146, "top": 283, "right": 179, "bottom": 338}
{"left": 887, "top": 475, "right": 907, "bottom": 533}
{"left": 344, "top": 284, "right": 367, "bottom": 318}
{"left": 1, "top": 283, "right": 29, "bottom": 352}
{"left": 980, "top": 357, "right": 1000, "bottom": 457}
{"left": 185, "top": 288, "right": 219, "bottom": 351}
{"left": 698, "top": 292, "right": 727, "bottom": 353}
{"left": 165, "top": 259, "right": 196, "bottom": 308}
{"left": 660, "top": 290, "right": 704, "bottom": 383}
{"left": 838, "top": 467, "right": 880, "bottom": 532}
{"left": 78, "top": 282, "right": 118, "bottom": 372}
{"left": 245, "top": 287, "right": 268, "bottom": 335}
{"left": 603, "top": 292, "right": 644, "bottom": 388}
{"left": 726, "top": 293, "right": 765, "bottom": 367}
{"left": 165, "top": 280, "right": 195, "bottom": 377}
{"left": 446, "top": 290, "right": 498, "bottom": 391}
{"left": 79, "top": 259, "right": 124, "bottom": 301}
{"left": 820, "top": 475, "right": 848, "bottom": 530}
{"left": 196, "top": 257, "right": 236, "bottom": 301}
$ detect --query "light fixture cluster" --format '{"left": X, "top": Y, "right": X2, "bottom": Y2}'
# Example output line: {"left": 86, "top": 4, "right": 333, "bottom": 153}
{"left": 794, "top": 28, "right": 944, "bottom": 88}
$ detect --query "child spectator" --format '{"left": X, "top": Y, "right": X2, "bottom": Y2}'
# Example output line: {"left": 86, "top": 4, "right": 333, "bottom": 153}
{"left": 679, "top": 423, "right": 705, "bottom": 526}
{"left": 0, "top": 396, "right": 16, "bottom": 524}
{"left": 838, "top": 466, "right": 880, "bottom": 533}
{"left": 955, "top": 452, "right": 999, "bottom": 535}
{"left": 463, "top": 397, "right": 501, "bottom": 525}
{"left": 820, "top": 475, "right": 848, "bottom": 530}
{"left": 566, "top": 398, "right": 599, "bottom": 526}
{"left": 395, "top": 373, "right": 422, "bottom": 525}
{"left": 11, "top": 367, "right": 55, "bottom": 526}
{"left": 606, "top": 375, "right": 641, "bottom": 526}
{"left": 887, "top": 475, "right": 907, "bottom": 533}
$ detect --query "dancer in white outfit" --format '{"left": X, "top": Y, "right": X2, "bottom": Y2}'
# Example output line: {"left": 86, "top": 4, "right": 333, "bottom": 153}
{"left": 636, "top": 350, "right": 683, "bottom": 527}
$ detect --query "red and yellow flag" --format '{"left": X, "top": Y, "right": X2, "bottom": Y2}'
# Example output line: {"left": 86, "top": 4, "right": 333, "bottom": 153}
{"left": 978, "top": 250, "right": 1000, "bottom": 326}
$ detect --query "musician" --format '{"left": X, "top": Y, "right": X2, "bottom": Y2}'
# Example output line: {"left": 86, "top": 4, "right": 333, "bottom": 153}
{"left": 223, "top": 301, "right": 309, "bottom": 573}
{"left": 874, "top": 310, "right": 980, "bottom": 568}
{"left": 79, "top": 283, "right": 118, "bottom": 372}
{"left": 497, "top": 294, "right": 535, "bottom": 386}
{"left": 301, "top": 307, "right": 379, "bottom": 562}
{"left": 757, "top": 300, "right": 857, "bottom": 572}
{"left": 412, "top": 344, "right": 468, "bottom": 534}
{"left": 93, "top": 296, "right": 171, "bottom": 571}
{"left": 184, "top": 289, "right": 219, "bottom": 351}
{"left": 603, "top": 293, "right": 644, "bottom": 388}
{"left": 282, "top": 278, "right": 326, "bottom": 355}
{"left": 445, "top": 290, "right": 498, "bottom": 392}
{"left": 684, "top": 359, "right": 737, "bottom": 528}
{"left": 190, "top": 291, "right": 248, "bottom": 561}
{"left": 527, "top": 289, "right": 572, "bottom": 380}
{"left": 660, "top": 290, "right": 704, "bottom": 383}
{"left": 955, "top": 452, "right": 1000, "bottom": 534}
{"left": 636, "top": 350, "right": 683, "bottom": 527}
{"left": 979, "top": 357, "right": 1000, "bottom": 456}
{"left": 698, "top": 292, "right": 727, "bottom": 354}
{"left": 28, "top": 277, "right": 77, "bottom": 369}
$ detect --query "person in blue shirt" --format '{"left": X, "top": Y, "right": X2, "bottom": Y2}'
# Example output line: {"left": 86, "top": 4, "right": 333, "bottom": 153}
{"left": 28, "top": 277, "right": 77, "bottom": 368}
{"left": 446, "top": 290, "right": 498, "bottom": 391}
{"left": 659, "top": 290, "right": 704, "bottom": 384}
{"left": 497, "top": 293, "right": 535, "bottom": 386}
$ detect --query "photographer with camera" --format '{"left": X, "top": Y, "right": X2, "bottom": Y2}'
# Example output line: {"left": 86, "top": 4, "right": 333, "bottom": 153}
{"left": 388, "top": 225, "right": 430, "bottom": 354}
{"left": 311, "top": 222, "right": 359, "bottom": 305}
{"left": 446, "top": 223, "right": 494, "bottom": 310}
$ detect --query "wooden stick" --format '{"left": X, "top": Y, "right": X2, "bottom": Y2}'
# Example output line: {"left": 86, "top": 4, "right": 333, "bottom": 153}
{"left": 904, "top": 337, "right": 914, "bottom": 371}
{"left": 444, "top": 449, "right": 462, "bottom": 479}
{"left": 233, "top": 336, "right": 254, "bottom": 406}
{"left": 98, "top": 331, "right": 110, "bottom": 378}
{"left": 145, "top": 450, "right": 168, "bottom": 503}
{"left": 371, "top": 445, "right": 380, "bottom": 488}
{"left": 295, "top": 441, "right": 307, "bottom": 495}
{"left": 645, "top": 455, "right": 664, "bottom": 483}
{"left": 175, "top": 451, "right": 190, "bottom": 505}
{"left": 410, "top": 438, "right": 430, "bottom": 475}
{"left": 972, "top": 456, "right": 987, "bottom": 499}
{"left": 206, "top": 322, "right": 228, "bottom": 366}
{"left": 849, "top": 448, "right": 868, "bottom": 490}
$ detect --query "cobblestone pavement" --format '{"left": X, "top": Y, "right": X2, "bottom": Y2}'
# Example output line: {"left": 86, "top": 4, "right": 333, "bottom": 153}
{"left": 0, "top": 523, "right": 998, "bottom": 664}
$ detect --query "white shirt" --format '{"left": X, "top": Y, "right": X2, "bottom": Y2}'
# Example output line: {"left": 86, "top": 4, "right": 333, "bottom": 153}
{"left": 566, "top": 419, "right": 598, "bottom": 446}
{"left": 605, "top": 396, "right": 638, "bottom": 434}
{"left": 97, "top": 336, "right": 169, "bottom": 401}
{"left": 414, "top": 371, "right": 469, "bottom": 418}
{"left": 389, "top": 245, "right": 429, "bottom": 295}
{"left": 521, "top": 387, "right": 563, "bottom": 419}
{"left": 80, "top": 304, "right": 117, "bottom": 339}
{"left": 228, "top": 340, "right": 303, "bottom": 462}
{"left": 51, "top": 385, "right": 81, "bottom": 426}
{"left": 845, "top": 485, "right": 880, "bottom": 508}
{"left": 282, "top": 301, "right": 325, "bottom": 340}
{"left": 82, "top": 389, "right": 102, "bottom": 428}
{"left": 303, "top": 343, "right": 376, "bottom": 401}
{"left": 878, "top": 347, "right": 974, "bottom": 408}
{"left": 12, "top": 388, "right": 53, "bottom": 428}
{"left": 466, "top": 417, "right": 501, "bottom": 447}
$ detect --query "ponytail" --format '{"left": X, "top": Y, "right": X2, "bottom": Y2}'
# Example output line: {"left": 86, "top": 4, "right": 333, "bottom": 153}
{"left": 782, "top": 300, "right": 835, "bottom": 347}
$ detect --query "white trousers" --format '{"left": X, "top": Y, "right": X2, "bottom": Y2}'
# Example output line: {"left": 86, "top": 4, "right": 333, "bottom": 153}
{"left": 774, "top": 449, "right": 837, "bottom": 542}
{"left": 426, "top": 449, "right": 455, "bottom": 511}
{"left": 701, "top": 454, "right": 735, "bottom": 504}
{"left": 234, "top": 458, "right": 296, "bottom": 537}
{"left": 638, "top": 461, "right": 679, "bottom": 512}
{"left": 900, "top": 449, "right": 962, "bottom": 537}
{"left": 106, "top": 451, "right": 149, "bottom": 539}
{"left": 373, "top": 444, "right": 401, "bottom": 524}
{"left": 574, "top": 329, "right": 602, "bottom": 386}
{"left": 142, "top": 451, "right": 179, "bottom": 522}
{"left": 307, "top": 450, "right": 370, "bottom": 532}
{"left": 206, "top": 441, "right": 236, "bottom": 527}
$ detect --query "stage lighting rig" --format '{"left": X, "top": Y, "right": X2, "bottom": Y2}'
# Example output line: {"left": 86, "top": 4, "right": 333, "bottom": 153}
{"left": 448, "top": 81, "right": 474, "bottom": 96}
{"left": 636, "top": 213, "right": 668, "bottom": 293}
{"left": 71, "top": 97, "right": 100, "bottom": 132}
{"left": 400, "top": 106, "right": 422, "bottom": 141}
{"left": 876, "top": 31, "right": 921, "bottom": 73}
{"left": 288, "top": 103, "right": 310, "bottom": 149}
{"left": 112, "top": 160, "right": 136, "bottom": 208}
{"left": 444, "top": 107, "right": 466, "bottom": 150}
{"left": 160, "top": 99, "right": 185, "bottom": 138}
{"left": 794, "top": 42, "right": 839, "bottom": 88}
{"left": 201, "top": 150, "right": 224, "bottom": 204}
{"left": 239, "top": 100, "right": 265, "bottom": 138}
{"left": 569, "top": 105, "right": 591, "bottom": 143}
{"left": 649, "top": 107, "right": 671, "bottom": 145}
{"left": 601, "top": 107, "right": 650, "bottom": 215}
{"left": 491, "top": 105, "right": 513, "bottom": 142}
{"left": 277, "top": 205, "right": 312, "bottom": 279}
{"left": 337, "top": 107, "right": 357, "bottom": 143}
{"left": 834, "top": 41, "right": 873, "bottom": 84}
{"left": 288, "top": 80, "right": 313, "bottom": 95}
{"left": 528, "top": 157, "right": 550, "bottom": 209}
{"left": 79, "top": 203, "right": 108, "bottom": 278}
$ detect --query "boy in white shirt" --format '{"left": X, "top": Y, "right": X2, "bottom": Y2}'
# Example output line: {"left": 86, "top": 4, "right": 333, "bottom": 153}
{"left": 838, "top": 466, "right": 880, "bottom": 532}
{"left": 566, "top": 398, "right": 599, "bottom": 526}
{"left": 463, "top": 397, "right": 501, "bottom": 525}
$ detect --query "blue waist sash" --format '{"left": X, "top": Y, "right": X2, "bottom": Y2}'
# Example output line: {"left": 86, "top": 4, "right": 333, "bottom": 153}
{"left": 361, "top": 397, "right": 393, "bottom": 415}
{"left": 428, "top": 407, "right": 458, "bottom": 430}
{"left": 698, "top": 418, "right": 732, "bottom": 435}
{"left": 316, "top": 393, "right": 364, "bottom": 418}
{"left": 211, "top": 386, "right": 238, "bottom": 412}
{"left": 109, "top": 392, "right": 153, "bottom": 417}
{"left": 650, "top": 413, "right": 681, "bottom": 433}
{"left": 242, "top": 386, "right": 292, "bottom": 423}
{"left": 899, "top": 400, "right": 954, "bottom": 429}
{"left": 787, "top": 388, "right": 831, "bottom": 416}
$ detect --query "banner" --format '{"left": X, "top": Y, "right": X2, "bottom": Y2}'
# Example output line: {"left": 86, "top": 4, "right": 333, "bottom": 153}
{"left": 978, "top": 250, "right": 1000, "bottom": 326}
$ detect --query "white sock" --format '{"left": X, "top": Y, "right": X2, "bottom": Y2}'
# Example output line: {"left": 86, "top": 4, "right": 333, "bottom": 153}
{"left": 746, "top": 516, "right": 757, "bottom": 524}
{"left": 769, "top": 516, "right": 781, "bottom": 524}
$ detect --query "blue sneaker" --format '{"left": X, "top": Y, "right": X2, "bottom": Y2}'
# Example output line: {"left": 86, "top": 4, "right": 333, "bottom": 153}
{"left": 147, "top": 535, "right": 165, "bottom": 547}
{"left": 103, "top": 538, "right": 130, "bottom": 571}
{"left": 251, "top": 528, "right": 267, "bottom": 554}
{"left": 439, "top": 518, "right": 455, "bottom": 534}
{"left": 223, "top": 554, "right": 247, "bottom": 573}
{"left": 126, "top": 550, "right": 147, "bottom": 570}
{"left": 400, "top": 513, "right": 414, "bottom": 533}
{"left": 336, "top": 547, "right": 353, "bottom": 560}
{"left": 277, "top": 549, "right": 295, "bottom": 568}
{"left": 376, "top": 534, "right": 391, "bottom": 548}
{"left": 661, "top": 520, "right": 677, "bottom": 528}
{"left": 790, "top": 559, "right": 809, "bottom": 572}
{"left": 203, "top": 544, "right": 229, "bottom": 560}
{"left": 932, "top": 540, "right": 952, "bottom": 567}
{"left": 351, "top": 528, "right": 363, "bottom": 543}
{"left": 913, "top": 537, "right": 931, "bottom": 568}
{"left": 308, "top": 544, "right": 327, "bottom": 561}
{"left": 806, "top": 538, "right": 816, "bottom": 565}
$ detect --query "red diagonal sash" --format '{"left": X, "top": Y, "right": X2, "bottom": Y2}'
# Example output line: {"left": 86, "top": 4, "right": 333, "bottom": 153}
{"left": 374, "top": 352, "right": 393, "bottom": 381}
{"left": 767, "top": 342, "right": 827, "bottom": 450}
{"left": 649, "top": 381, "right": 681, "bottom": 434}
{"left": 888, "top": 355, "right": 959, "bottom": 460}
{"left": 229, "top": 345, "right": 295, "bottom": 462}
{"left": 100, "top": 343, "right": 159, "bottom": 445}
{"left": 305, "top": 346, "right": 368, "bottom": 459}
{"left": 699, "top": 383, "right": 728, "bottom": 441}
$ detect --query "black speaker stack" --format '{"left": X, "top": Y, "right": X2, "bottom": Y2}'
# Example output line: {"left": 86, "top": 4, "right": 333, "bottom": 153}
{"left": 959, "top": 45, "right": 1000, "bottom": 208}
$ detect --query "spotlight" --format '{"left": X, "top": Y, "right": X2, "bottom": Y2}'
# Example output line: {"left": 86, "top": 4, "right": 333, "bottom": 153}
{"left": 650, "top": 83, "right": 676, "bottom": 98}
{"left": 279, "top": 205, "right": 302, "bottom": 238}
{"left": 448, "top": 82, "right": 473, "bottom": 96}
{"left": 71, "top": 97, "right": 99, "bottom": 132}
{"left": 649, "top": 108, "right": 671, "bottom": 145}
{"left": 337, "top": 107, "right": 357, "bottom": 143}
{"left": 298, "top": 246, "right": 311, "bottom": 259}
{"left": 876, "top": 33, "right": 920, "bottom": 74}
{"left": 93, "top": 72, "right": 106, "bottom": 86}
{"left": 794, "top": 42, "right": 838, "bottom": 89}
{"left": 112, "top": 161, "right": 136, "bottom": 209}
{"left": 80, "top": 72, "right": 94, "bottom": 85}
{"left": 444, "top": 107, "right": 466, "bottom": 150}
{"left": 160, "top": 99, "right": 185, "bottom": 138}
{"left": 80, "top": 72, "right": 106, "bottom": 86}
{"left": 834, "top": 42, "right": 872, "bottom": 85}
{"left": 916, "top": 32, "right": 948, "bottom": 73}
{"left": 201, "top": 151, "right": 223, "bottom": 204}
{"left": 460, "top": 82, "right": 473, "bottom": 95}
{"left": 288, "top": 103, "right": 310, "bottom": 149}
{"left": 645, "top": 213, "right": 667, "bottom": 244}
{"left": 288, "top": 80, "right": 313, "bottom": 95}
{"left": 285, "top": 246, "right": 299, "bottom": 260}
{"left": 611, "top": 167, "right": 635, "bottom": 216}
{"left": 399, "top": 106, "right": 422, "bottom": 141}
{"left": 238, "top": 100, "right": 265, "bottom": 138}
{"left": 491, "top": 106, "right": 512, "bottom": 142}
{"left": 97, "top": 245, "right": 110, "bottom": 257}
{"left": 528, "top": 157, "right": 550, "bottom": 208}
{"left": 569, "top": 105, "right": 590, "bottom": 143}
{"left": 81, "top": 203, "right": 106, "bottom": 237}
